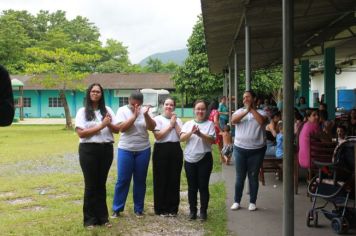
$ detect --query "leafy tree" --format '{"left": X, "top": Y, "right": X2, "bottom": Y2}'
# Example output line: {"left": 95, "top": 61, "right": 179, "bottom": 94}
{"left": 144, "top": 57, "right": 164, "bottom": 72}
{"left": 172, "top": 15, "right": 223, "bottom": 103}
{"left": 163, "top": 61, "right": 179, "bottom": 72}
{"left": 0, "top": 11, "right": 32, "bottom": 72}
{"left": 25, "top": 48, "right": 100, "bottom": 129}
{"left": 251, "top": 67, "right": 283, "bottom": 100}
{"left": 96, "top": 39, "right": 131, "bottom": 73}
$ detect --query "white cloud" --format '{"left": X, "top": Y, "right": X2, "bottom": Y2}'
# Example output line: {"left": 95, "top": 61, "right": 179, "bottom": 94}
{"left": 0, "top": 0, "right": 201, "bottom": 63}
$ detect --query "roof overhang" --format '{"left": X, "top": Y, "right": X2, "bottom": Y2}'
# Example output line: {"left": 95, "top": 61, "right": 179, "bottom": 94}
{"left": 201, "top": 0, "right": 356, "bottom": 73}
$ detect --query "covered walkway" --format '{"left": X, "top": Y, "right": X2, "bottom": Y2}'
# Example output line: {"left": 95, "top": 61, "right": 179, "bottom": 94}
{"left": 200, "top": 0, "right": 356, "bottom": 235}
{"left": 222, "top": 165, "right": 356, "bottom": 236}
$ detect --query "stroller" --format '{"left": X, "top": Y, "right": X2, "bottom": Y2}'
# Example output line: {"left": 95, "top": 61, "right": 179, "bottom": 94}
{"left": 306, "top": 136, "right": 356, "bottom": 234}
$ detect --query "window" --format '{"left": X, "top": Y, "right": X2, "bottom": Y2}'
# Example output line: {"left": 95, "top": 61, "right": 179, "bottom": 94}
{"left": 23, "top": 97, "right": 31, "bottom": 107}
{"left": 14, "top": 97, "right": 31, "bottom": 107}
{"left": 49, "top": 97, "right": 63, "bottom": 107}
{"left": 119, "top": 97, "right": 129, "bottom": 107}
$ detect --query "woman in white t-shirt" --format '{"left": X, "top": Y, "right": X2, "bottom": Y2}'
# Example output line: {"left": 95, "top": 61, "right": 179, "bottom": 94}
{"left": 180, "top": 100, "right": 215, "bottom": 221}
{"left": 152, "top": 98, "right": 183, "bottom": 217}
{"left": 230, "top": 90, "right": 268, "bottom": 212}
{"left": 111, "top": 91, "right": 156, "bottom": 218}
{"left": 75, "top": 83, "right": 118, "bottom": 229}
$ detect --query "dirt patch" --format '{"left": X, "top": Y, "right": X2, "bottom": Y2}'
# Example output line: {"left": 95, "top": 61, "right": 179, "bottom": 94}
{"left": 72, "top": 200, "right": 82, "bottom": 205}
{"left": 22, "top": 205, "right": 46, "bottom": 211}
{"left": 0, "top": 154, "right": 80, "bottom": 177}
{"left": 7, "top": 197, "right": 33, "bottom": 205}
{"left": 0, "top": 192, "right": 15, "bottom": 198}
{"left": 110, "top": 190, "right": 206, "bottom": 236}
{"left": 47, "top": 193, "right": 71, "bottom": 199}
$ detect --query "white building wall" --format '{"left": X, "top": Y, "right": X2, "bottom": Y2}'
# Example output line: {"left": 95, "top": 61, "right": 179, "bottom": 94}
{"left": 310, "top": 65, "right": 356, "bottom": 107}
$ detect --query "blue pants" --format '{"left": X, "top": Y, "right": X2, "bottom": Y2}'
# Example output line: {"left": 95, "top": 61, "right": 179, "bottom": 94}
{"left": 233, "top": 145, "right": 266, "bottom": 204}
{"left": 219, "top": 118, "right": 228, "bottom": 130}
{"left": 112, "top": 147, "right": 151, "bottom": 214}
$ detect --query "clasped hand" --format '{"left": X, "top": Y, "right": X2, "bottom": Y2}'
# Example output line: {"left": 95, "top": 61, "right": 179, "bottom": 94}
{"left": 192, "top": 125, "right": 201, "bottom": 137}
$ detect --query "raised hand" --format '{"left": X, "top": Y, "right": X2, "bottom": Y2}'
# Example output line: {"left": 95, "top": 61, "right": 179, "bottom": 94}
{"left": 170, "top": 114, "right": 177, "bottom": 128}
{"left": 142, "top": 105, "right": 151, "bottom": 116}
{"left": 192, "top": 125, "right": 201, "bottom": 136}
{"left": 133, "top": 104, "right": 141, "bottom": 117}
{"left": 102, "top": 113, "right": 112, "bottom": 126}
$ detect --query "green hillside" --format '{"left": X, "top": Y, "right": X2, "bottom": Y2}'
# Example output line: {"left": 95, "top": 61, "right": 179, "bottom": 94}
{"left": 139, "top": 48, "right": 188, "bottom": 66}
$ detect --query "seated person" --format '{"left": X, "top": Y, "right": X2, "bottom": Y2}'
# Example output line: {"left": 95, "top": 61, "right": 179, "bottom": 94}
{"left": 319, "top": 109, "right": 334, "bottom": 138}
{"left": 347, "top": 108, "right": 356, "bottom": 136}
{"left": 275, "top": 121, "right": 283, "bottom": 159}
{"left": 298, "top": 109, "right": 321, "bottom": 168}
{"left": 265, "top": 111, "right": 281, "bottom": 156}
{"left": 336, "top": 124, "right": 347, "bottom": 144}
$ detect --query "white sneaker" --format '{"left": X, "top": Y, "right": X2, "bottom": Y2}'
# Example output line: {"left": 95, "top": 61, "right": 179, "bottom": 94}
{"left": 230, "top": 202, "right": 240, "bottom": 210}
{"left": 248, "top": 203, "right": 257, "bottom": 211}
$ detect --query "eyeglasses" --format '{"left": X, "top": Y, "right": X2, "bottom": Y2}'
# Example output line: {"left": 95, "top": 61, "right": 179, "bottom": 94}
{"left": 90, "top": 90, "right": 101, "bottom": 94}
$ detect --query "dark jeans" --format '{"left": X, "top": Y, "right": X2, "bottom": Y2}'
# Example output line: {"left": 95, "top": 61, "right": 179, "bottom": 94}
{"left": 233, "top": 145, "right": 266, "bottom": 204}
{"left": 79, "top": 143, "right": 113, "bottom": 226}
{"left": 153, "top": 142, "right": 183, "bottom": 215}
{"left": 184, "top": 152, "right": 213, "bottom": 214}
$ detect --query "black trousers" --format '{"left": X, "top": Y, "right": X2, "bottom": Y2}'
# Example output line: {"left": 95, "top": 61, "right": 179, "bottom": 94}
{"left": 152, "top": 142, "right": 183, "bottom": 215}
{"left": 184, "top": 152, "right": 213, "bottom": 214}
{"left": 79, "top": 143, "right": 113, "bottom": 226}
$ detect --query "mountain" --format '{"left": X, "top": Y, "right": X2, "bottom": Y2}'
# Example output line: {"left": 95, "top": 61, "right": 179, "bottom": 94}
{"left": 139, "top": 48, "right": 188, "bottom": 66}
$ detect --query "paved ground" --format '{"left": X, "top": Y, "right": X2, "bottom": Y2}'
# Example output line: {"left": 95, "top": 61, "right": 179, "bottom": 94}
{"left": 223, "top": 163, "right": 356, "bottom": 236}
{"left": 15, "top": 118, "right": 68, "bottom": 125}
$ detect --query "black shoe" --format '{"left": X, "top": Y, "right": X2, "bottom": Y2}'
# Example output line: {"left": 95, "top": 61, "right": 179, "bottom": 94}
{"left": 199, "top": 211, "right": 207, "bottom": 221}
{"left": 188, "top": 212, "right": 197, "bottom": 220}
{"left": 110, "top": 211, "right": 120, "bottom": 219}
{"left": 135, "top": 212, "right": 144, "bottom": 218}
{"left": 168, "top": 213, "right": 177, "bottom": 217}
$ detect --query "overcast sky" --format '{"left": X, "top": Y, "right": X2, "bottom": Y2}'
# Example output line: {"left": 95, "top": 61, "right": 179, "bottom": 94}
{"left": 0, "top": 0, "right": 202, "bottom": 63}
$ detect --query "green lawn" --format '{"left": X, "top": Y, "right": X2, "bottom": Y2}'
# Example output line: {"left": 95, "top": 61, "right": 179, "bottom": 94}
{"left": 0, "top": 125, "right": 227, "bottom": 235}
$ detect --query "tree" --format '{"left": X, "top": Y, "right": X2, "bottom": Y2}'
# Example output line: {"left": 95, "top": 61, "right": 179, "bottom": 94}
{"left": 25, "top": 48, "right": 100, "bottom": 129}
{"left": 172, "top": 15, "right": 223, "bottom": 102}
{"left": 144, "top": 57, "right": 164, "bottom": 72}
{"left": 0, "top": 11, "right": 32, "bottom": 73}
{"left": 252, "top": 67, "right": 283, "bottom": 100}
{"left": 96, "top": 39, "right": 131, "bottom": 73}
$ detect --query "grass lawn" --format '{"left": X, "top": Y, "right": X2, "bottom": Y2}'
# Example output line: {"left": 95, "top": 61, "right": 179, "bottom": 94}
{"left": 0, "top": 125, "right": 227, "bottom": 236}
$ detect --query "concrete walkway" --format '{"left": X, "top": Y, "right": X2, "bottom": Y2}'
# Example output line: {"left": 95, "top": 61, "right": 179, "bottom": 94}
{"left": 15, "top": 118, "right": 68, "bottom": 125}
{"left": 223, "top": 163, "right": 356, "bottom": 236}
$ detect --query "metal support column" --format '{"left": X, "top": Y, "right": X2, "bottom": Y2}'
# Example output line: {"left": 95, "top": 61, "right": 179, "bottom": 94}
{"left": 245, "top": 18, "right": 251, "bottom": 91}
{"left": 223, "top": 71, "right": 228, "bottom": 97}
{"left": 228, "top": 64, "right": 232, "bottom": 123}
{"left": 234, "top": 50, "right": 239, "bottom": 110}
{"left": 282, "top": 0, "right": 294, "bottom": 235}
{"left": 324, "top": 47, "right": 336, "bottom": 120}
{"left": 300, "top": 60, "right": 310, "bottom": 107}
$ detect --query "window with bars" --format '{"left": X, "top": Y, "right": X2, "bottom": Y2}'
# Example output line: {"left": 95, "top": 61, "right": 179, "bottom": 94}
{"left": 14, "top": 97, "right": 31, "bottom": 107}
{"left": 23, "top": 97, "right": 31, "bottom": 107}
{"left": 48, "top": 97, "right": 63, "bottom": 107}
{"left": 119, "top": 97, "right": 129, "bottom": 107}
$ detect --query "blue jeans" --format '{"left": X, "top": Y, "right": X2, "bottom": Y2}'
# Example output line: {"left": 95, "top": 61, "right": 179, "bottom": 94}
{"left": 233, "top": 145, "right": 266, "bottom": 204}
{"left": 219, "top": 118, "right": 228, "bottom": 130}
{"left": 112, "top": 147, "right": 151, "bottom": 214}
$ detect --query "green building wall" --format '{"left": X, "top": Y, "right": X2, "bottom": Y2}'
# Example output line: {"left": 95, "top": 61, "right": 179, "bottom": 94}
{"left": 13, "top": 89, "right": 193, "bottom": 118}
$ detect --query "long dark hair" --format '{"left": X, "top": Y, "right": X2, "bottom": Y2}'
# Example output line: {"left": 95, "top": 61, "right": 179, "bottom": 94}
{"left": 207, "top": 100, "right": 218, "bottom": 119}
{"left": 85, "top": 83, "right": 107, "bottom": 121}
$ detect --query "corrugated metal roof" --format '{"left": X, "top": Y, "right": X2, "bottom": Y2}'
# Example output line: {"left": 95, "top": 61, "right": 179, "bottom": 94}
{"left": 201, "top": 0, "right": 356, "bottom": 73}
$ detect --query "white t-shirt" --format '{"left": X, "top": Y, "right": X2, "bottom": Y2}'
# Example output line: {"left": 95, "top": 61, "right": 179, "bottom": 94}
{"left": 153, "top": 115, "right": 183, "bottom": 143}
{"left": 75, "top": 106, "right": 118, "bottom": 143}
{"left": 233, "top": 108, "right": 267, "bottom": 149}
{"left": 116, "top": 105, "right": 151, "bottom": 151}
{"left": 181, "top": 120, "right": 216, "bottom": 163}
